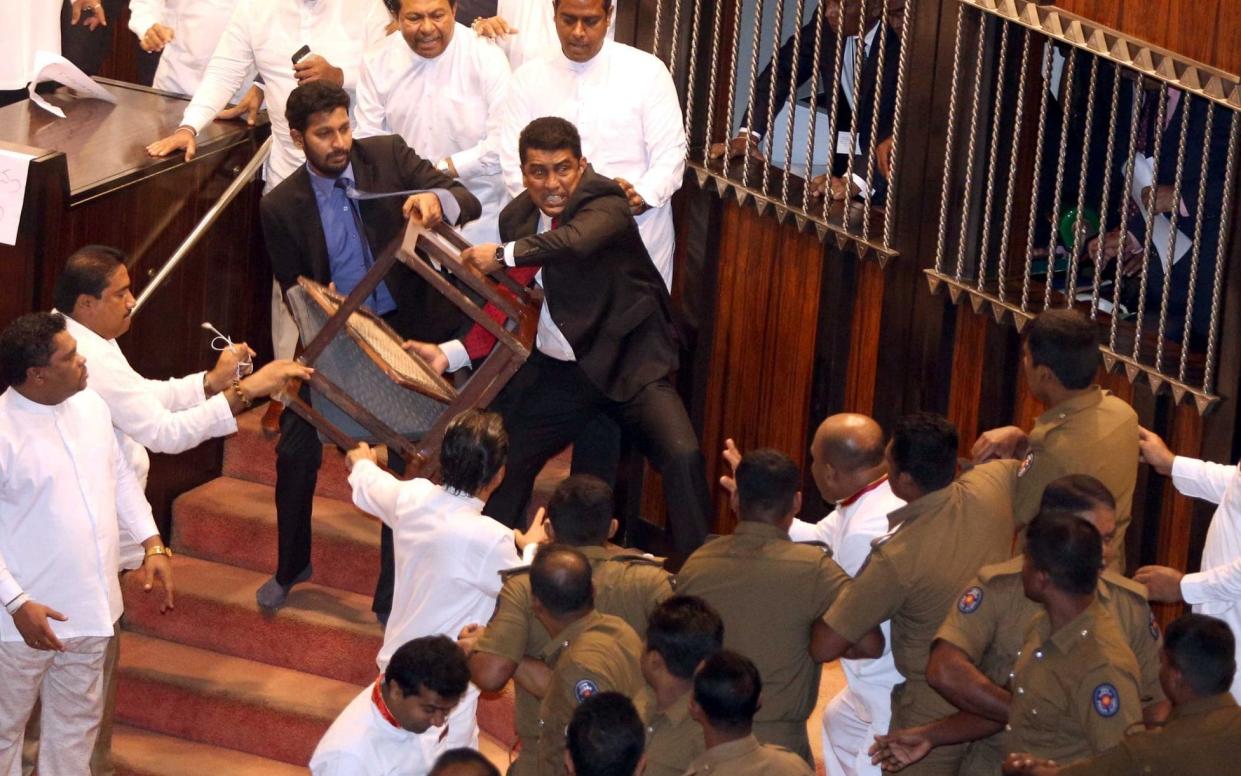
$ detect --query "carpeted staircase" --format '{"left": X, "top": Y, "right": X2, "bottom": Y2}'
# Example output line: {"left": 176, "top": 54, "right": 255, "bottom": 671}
{"left": 112, "top": 408, "right": 524, "bottom": 775}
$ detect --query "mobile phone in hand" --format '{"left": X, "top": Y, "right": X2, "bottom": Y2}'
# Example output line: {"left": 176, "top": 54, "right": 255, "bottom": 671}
{"left": 292, "top": 45, "right": 311, "bottom": 65}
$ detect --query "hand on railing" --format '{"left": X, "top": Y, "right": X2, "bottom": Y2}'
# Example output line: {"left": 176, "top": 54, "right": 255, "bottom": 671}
{"left": 146, "top": 126, "right": 198, "bottom": 162}
{"left": 216, "top": 84, "right": 265, "bottom": 127}
{"left": 808, "top": 174, "right": 861, "bottom": 202}
{"left": 402, "top": 340, "right": 449, "bottom": 376}
{"left": 707, "top": 133, "right": 765, "bottom": 163}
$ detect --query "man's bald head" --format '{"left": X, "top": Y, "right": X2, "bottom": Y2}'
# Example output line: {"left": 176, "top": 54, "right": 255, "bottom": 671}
{"left": 531, "top": 545, "right": 594, "bottom": 617}
{"left": 810, "top": 413, "right": 887, "bottom": 504}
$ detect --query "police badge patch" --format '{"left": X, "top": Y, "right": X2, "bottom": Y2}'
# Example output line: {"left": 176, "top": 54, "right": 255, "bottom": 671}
{"left": 1149, "top": 611, "right": 1161, "bottom": 641}
{"left": 1017, "top": 452, "right": 1034, "bottom": 478}
{"left": 958, "top": 586, "right": 984, "bottom": 613}
{"left": 574, "top": 679, "right": 599, "bottom": 703}
{"left": 1092, "top": 683, "right": 1120, "bottom": 717}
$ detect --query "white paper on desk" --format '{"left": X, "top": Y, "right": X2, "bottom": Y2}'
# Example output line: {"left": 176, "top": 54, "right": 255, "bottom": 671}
{"left": 1130, "top": 154, "right": 1192, "bottom": 273}
{"left": 0, "top": 150, "right": 34, "bottom": 246}
{"left": 27, "top": 50, "right": 117, "bottom": 119}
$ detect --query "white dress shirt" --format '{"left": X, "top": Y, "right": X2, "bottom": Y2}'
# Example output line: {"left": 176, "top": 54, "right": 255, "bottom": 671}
{"left": 356, "top": 26, "right": 511, "bottom": 244}
{"left": 128, "top": 0, "right": 252, "bottom": 98}
{"left": 440, "top": 211, "right": 575, "bottom": 371}
{"left": 499, "top": 39, "right": 686, "bottom": 287}
{"left": 178, "top": 0, "right": 390, "bottom": 190}
{"left": 310, "top": 682, "right": 443, "bottom": 776}
{"left": 0, "top": 388, "right": 158, "bottom": 642}
{"left": 1171, "top": 455, "right": 1241, "bottom": 701}
{"left": 3, "top": 0, "right": 60, "bottom": 90}
{"left": 788, "top": 478, "right": 904, "bottom": 766}
{"left": 490, "top": 0, "right": 618, "bottom": 71}
{"left": 62, "top": 314, "right": 237, "bottom": 489}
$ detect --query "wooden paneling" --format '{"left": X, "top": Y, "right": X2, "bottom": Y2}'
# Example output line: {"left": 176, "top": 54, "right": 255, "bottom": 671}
{"left": 1057, "top": 0, "right": 1238, "bottom": 74}
{"left": 946, "top": 306, "right": 989, "bottom": 451}
{"left": 843, "top": 259, "right": 888, "bottom": 415}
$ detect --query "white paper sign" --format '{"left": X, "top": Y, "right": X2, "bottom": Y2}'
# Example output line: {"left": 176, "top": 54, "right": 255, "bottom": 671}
{"left": 0, "top": 150, "right": 34, "bottom": 246}
{"left": 27, "top": 50, "right": 118, "bottom": 119}
{"left": 1130, "top": 154, "right": 1192, "bottom": 273}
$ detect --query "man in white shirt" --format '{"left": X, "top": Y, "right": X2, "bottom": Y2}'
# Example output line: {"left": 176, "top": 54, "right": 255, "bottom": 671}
{"left": 145, "top": 0, "right": 390, "bottom": 362}
{"left": 471, "top": 0, "right": 618, "bottom": 71}
{"left": 346, "top": 409, "right": 545, "bottom": 747}
{"left": 2, "top": 0, "right": 100, "bottom": 107}
{"left": 357, "top": 0, "right": 512, "bottom": 244}
{"left": 310, "top": 635, "right": 471, "bottom": 776}
{"left": 1134, "top": 427, "right": 1241, "bottom": 702}
{"left": 0, "top": 312, "right": 174, "bottom": 776}
{"left": 721, "top": 413, "right": 904, "bottom": 776}
{"left": 128, "top": 0, "right": 254, "bottom": 100}
{"left": 497, "top": 0, "right": 685, "bottom": 287}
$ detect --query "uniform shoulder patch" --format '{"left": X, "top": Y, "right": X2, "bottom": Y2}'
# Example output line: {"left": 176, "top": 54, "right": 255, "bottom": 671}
{"left": 1148, "top": 611, "right": 1161, "bottom": 641}
{"left": 1092, "top": 683, "right": 1120, "bottom": 717}
{"left": 499, "top": 565, "right": 531, "bottom": 581}
{"left": 957, "top": 586, "right": 984, "bottom": 614}
{"left": 1017, "top": 452, "right": 1035, "bottom": 478}
{"left": 573, "top": 679, "right": 599, "bottom": 703}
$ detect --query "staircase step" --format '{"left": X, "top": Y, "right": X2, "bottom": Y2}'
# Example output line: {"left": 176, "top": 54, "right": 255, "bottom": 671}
{"left": 116, "top": 632, "right": 360, "bottom": 766}
{"left": 112, "top": 725, "right": 308, "bottom": 776}
{"left": 171, "top": 477, "right": 380, "bottom": 597}
{"left": 122, "top": 555, "right": 383, "bottom": 685}
{"left": 224, "top": 407, "right": 352, "bottom": 501}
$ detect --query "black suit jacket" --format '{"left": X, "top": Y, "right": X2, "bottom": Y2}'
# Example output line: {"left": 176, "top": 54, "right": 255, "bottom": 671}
{"left": 261, "top": 134, "right": 482, "bottom": 343}
{"left": 501, "top": 167, "right": 679, "bottom": 402}
{"left": 746, "top": 18, "right": 902, "bottom": 164}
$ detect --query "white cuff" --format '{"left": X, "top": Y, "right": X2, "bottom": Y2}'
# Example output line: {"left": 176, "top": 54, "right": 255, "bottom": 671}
{"left": 440, "top": 339, "right": 471, "bottom": 373}
{"left": 4, "top": 592, "right": 29, "bottom": 616}
{"left": 503, "top": 242, "right": 517, "bottom": 267}
{"left": 1180, "top": 571, "right": 1209, "bottom": 605}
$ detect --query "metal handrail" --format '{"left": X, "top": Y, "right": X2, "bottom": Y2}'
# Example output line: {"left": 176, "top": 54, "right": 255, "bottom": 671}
{"left": 130, "top": 136, "right": 272, "bottom": 316}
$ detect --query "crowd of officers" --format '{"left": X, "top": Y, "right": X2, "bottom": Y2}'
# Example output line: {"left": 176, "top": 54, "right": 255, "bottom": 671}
{"left": 319, "top": 306, "right": 1241, "bottom": 776}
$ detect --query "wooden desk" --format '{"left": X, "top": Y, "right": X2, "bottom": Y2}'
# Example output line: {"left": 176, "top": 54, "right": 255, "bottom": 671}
{"left": 0, "top": 78, "right": 273, "bottom": 532}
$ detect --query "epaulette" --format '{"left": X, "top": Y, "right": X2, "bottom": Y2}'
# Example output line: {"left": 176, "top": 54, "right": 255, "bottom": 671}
{"left": 499, "top": 565, "right": 531, "bottom": 581}
{"left": 976, "top": 556, "right": 1024, "bottom": 584}
{"left": 1101, "top": 569, "right": 1149, "bottom": 600}
{"left": 796, "top": 540, "right": 834, "bottom": 557}
{"left": 607, "top": 553, "right": 666, "bottom": 568}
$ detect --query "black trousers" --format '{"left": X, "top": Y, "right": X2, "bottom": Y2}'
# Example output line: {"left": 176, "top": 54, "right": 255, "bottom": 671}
{"left": 485, "top": 353, "right": 711, "bottom": 554}
{"left": 58, "top": 0, "right": 124, "bottom": 76}
{"left": 275, "top": 388, "right": 399, "bottom": 615}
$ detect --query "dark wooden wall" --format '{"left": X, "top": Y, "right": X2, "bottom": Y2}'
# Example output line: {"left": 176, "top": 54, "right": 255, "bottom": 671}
{"left": 1056, "top": 1, "right": 1241, "bottom": 74}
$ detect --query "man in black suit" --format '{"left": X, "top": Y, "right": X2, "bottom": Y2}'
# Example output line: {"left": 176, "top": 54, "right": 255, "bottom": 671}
{"left": 459, "top": 116, "right": 711, "bottom": 555}
{"left": 259, "top": 81, "right": 481, "bottom": 615}
{"left": 710, "top": 0, "right": 902, "bottom": 204}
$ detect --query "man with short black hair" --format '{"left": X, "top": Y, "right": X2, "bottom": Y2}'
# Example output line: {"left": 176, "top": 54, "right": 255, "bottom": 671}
{"left": 0, "top": 312, "right": 173, "bottom": 776}
{"left": 462, "top": 474, "right": 671, "bottom": 776}
{"left": 310, "top": 635, "right": 471, "bottom": 775}
{"left": 455, "top": 116, "right": 710, "bottom": 555}
{"left": 528, "top": 545, "right": 645, "bottom": 776}
{"left": 677, "top": 449, "right": 864, "bottom": 763}
{"left": 566, "top": 691, "right": 646, "bottom": 776}
{"left": 816, "top": 413, "right": 1015, "bottom": 776}
{"left": 346, "top": 409, "right": 544, "bottom": 747}
{"left": 972, "top": 308, "right": 1138, "bottom": 570}
{"left": 635, "top": 596, "right": 724, "bottom": 776}
{"left": 684, "top": 651, "right": 813, "bottom": 776}
{"left": 429, "top": 747, "right": 501, "bottom": 776}
{"left": 256, "top": 80, "right": 481, "bottom": 615}
{"left": 1005, "top": 613, "right": 1241, "bottom": 775}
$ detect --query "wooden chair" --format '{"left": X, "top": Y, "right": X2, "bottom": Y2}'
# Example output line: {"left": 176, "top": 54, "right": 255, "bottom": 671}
{"left": 282, "top": 219, "right": 540, "bottom": 476}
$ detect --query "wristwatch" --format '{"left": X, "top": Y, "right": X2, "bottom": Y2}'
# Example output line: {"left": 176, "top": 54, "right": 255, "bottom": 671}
{"left": 494, "top": 244, "right": 506, "bottom": 265}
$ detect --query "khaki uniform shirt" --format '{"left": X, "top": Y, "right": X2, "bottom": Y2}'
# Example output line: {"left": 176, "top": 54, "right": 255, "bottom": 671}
{"left": 823, "top": 461, "right": 1016, "bottom": 731}
{"left": 674, "top": 521, "right": 851, "bottom": 760}
{"left": 1005, "top": 600, "right": 1143, "bottom": 764}
{"left": 935, "top": 557, "right": 1165, "bottom": 776}
{"left": 473, "top": 545, "right": 672, "bottom": 776}
{"left": 634, "top": 686, "right": 704, "bottom": 776}
{"left": 683, "top": 734, "right": 815, "bottom": 776}
{"left": 1012, "top": 387, "right": 1138, "bottom": 571}
{"left": 1058, "top": 693, "right": 1241, "bottom": 775}
{"left": 535, "top": 611, "right": 645, "bottom": 776}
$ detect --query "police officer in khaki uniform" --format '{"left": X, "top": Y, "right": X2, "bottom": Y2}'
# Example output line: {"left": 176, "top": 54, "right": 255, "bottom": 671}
{"left": 527, "top": 546, "right": 645, "bottom": 776}
{"left": 929, "top": 475, "right": 1168, "bottom": 776}
{"left": 634, "top": 596, "right": 725, "bottom": 776}
{"left": 675, "top": 449, "right": 865, "bottom": 763}
{"left": 815, "top": 413, "right": 1016, "bottom": 776}
{"left": 1003, "top": 614, "right": 1241, "bottom": 776}
{"left": 871, "top": 513, "right": 1142, "bottom": 772}
{"left": 972, "top": 309, "right": 1138, "bottom": 571}
{"left": 684, "top": 651, "right": 814, "bottom": 776}
{"left": 461, "top": 476, "right": 671, "bottom": 776}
